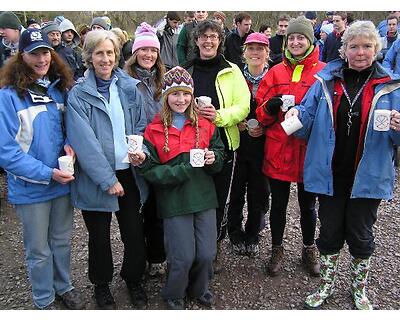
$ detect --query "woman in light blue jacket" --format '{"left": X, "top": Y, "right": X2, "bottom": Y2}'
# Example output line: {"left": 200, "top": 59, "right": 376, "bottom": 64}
{"left": 286, "top": 21, "right": 400, "bottom": 310}
{"left": 65, "top": 30, "right": 148, "bottom": 310}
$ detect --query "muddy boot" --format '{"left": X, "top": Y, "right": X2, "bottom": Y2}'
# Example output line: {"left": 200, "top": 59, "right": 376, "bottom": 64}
{"left": 213, "top": 242, "right": 223, "bottom": 274}
{"left": 302, "top": 244, "right": 320, "bottom": 277}
{"left": 266, "top": 245, "right": 284, "bottom": 276}
{"left": 304, "top": 253, "right": 340, "bottom": 309}
{"left": 351, "top": 256, "right": 373, "bottom": 310}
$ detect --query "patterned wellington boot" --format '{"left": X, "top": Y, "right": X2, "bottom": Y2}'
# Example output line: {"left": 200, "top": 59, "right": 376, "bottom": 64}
{"left": 304, "top": 253, "right": 340, "bottom": 309}
{"left": 350, "top": 256, "right": 373, "bottom": 310}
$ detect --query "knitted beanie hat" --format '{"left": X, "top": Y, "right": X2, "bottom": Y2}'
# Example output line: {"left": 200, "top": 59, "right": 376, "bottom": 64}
{"left": 41, "top": 21, "right": 61, "bottom": 35}
{"left": 132, "top": 22, "right": 160, "bottom": 53}
{"left": 162, "top": 66, "right": 194, "bottom": 98}
{"left": 0, "top": 11, "right": 22, "bottom": 30}
{"left": 286, "top": 15, "right": 315, "bottom": 44}
{"left": 320, "top": 23, "right": 334, "bottom": 35}
{"left": 90, "top": 17, "right": 109, "bottom": 30}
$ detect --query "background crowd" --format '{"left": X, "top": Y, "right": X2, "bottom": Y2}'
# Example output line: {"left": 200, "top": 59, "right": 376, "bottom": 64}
{"left": 1, "top": 10, "right": 400, "bottom": 311}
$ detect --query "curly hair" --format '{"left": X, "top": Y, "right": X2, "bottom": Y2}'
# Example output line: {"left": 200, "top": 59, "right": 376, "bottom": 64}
{"left": 159, "top": 95, "right": 199, "bottom": 153}
{"left": 124, "top": 50, "right": 166, "bottom": 102}
{"left": 192, "top": 20, "right": 225, "bottom": 56}
{"left": 0, "top": 50, "right": 74, "bottom": 97}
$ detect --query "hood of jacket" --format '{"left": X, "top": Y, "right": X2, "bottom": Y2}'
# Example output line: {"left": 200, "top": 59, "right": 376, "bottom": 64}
{"left": 59, "top": 19, "right": 80, "bottom": 47}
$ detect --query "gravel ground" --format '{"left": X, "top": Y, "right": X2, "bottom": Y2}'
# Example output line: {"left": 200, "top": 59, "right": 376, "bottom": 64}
{"left": 1, "top": 171, "right": 400, "bottom": 311}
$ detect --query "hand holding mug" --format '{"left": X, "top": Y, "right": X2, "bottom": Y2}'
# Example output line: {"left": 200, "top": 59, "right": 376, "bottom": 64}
{"left": 199, "top": 104, "right": 217, "bottom": 122}
{"left": 204, "top": 148, "right": 215, "bottom": 165}
{"left": 129, "top": 151, "right": 146, "bottom": 166}
{"left": 390, "top": 110, "right": 400, "bottom": 131}
{"left": 285, "top": 108, "right": 299, "bottom": 120}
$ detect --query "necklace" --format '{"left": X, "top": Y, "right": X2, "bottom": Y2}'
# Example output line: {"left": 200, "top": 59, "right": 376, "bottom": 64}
{"left": 340, "top": 71, "right": 373, "bottom": 136}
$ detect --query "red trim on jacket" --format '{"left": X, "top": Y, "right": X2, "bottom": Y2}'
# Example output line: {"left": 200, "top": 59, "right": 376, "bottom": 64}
{"left": 332, "top": 76, "right": 392, "bottom": 171}
{"left": 144, "top": 114, "right": 217, "bottom": 164}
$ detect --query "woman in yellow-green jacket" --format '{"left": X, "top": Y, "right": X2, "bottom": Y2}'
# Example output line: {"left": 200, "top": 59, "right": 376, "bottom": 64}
{"left": 185, "top": 20, "right": 250, "bottom": 271}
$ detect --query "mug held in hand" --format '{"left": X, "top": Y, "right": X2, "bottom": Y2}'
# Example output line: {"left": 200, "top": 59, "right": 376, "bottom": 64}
{"left": 127, "top": 135, "right": 143, "bottom": 153}
{"left": 58, "top": 155, "right": 74, "bottom": 175}
{"left": 190, "top": 149, "right": 205, "bottom": 167}
{"left": 373, "top": 109, "right": 391, "bottom": 131}
{"left": 280, "top": 115, "right": 303, "bottom": 136}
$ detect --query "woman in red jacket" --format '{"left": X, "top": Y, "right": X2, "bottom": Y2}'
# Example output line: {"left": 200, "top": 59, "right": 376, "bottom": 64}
{"left": 255, "top": 16, "right": 325, "bottom": 277}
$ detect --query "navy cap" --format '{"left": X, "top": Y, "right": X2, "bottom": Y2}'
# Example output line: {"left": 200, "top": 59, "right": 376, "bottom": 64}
{"left": 19, "top": 28, "right": 53, "bottom": 53}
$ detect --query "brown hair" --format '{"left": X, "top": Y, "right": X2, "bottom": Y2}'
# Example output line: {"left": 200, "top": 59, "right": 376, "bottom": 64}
{"left": 160, "top": 94, "right": 199, "bottom": 153}
{"left": 124, "top": 51, "right": 165, "bottom": 102}
{"left": 0, "top": 50, "right": 74, "bottom": 97}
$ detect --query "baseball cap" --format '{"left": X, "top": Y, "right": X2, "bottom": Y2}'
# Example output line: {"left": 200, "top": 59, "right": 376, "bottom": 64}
{"left": 19, "top": 28, "right": 53, "bottom": 53}
{"left": 244, "top": 32, "right": 269, "bottom": 46}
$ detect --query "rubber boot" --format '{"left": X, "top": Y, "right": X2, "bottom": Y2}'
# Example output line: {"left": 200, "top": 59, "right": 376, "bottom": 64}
{"left": 304, "top": 253, "right": 340, "bottom": 309}
{"left": 351, "top": 256, "right": 373, "bottom": 310}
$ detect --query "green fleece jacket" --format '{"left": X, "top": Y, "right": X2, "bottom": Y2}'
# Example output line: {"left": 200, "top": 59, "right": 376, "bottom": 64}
{"left": 139, "top": 116, "right": 226, "bottom": 218}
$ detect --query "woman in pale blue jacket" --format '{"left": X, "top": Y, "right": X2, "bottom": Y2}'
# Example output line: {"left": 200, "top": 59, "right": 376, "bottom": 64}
{"left": 65, "top": 30, "right": 148, "bottom": 310}
{"left": 382, "top": 37, "right": 400, "bottom": 75}
{"left": 286, "top": 21, "right": 400, "bottom": 310}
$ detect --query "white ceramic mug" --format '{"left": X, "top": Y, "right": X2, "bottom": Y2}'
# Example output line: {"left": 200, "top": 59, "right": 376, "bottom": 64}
{"left": 58, "top": 155, "right": 74, "bottom": 175}
{"left": 281, "top": 95, "right": 295, "bottom": 112}
{"left": 126, "top": 135, "right": 143, "bottom": 153}
{"left": 280, "top": 116, "right": 303, "bottom": 136}
{"left": 373, "top": 109, "right": 391, "bottom": 131}
{"left": 195, "top": 96, "right": 212, "bottom": 108}
{"left": 190, "top": 148, "right": 205, "bottom": 167}
{"left": 246, "top": 118, "right": 259, "bottom": 129}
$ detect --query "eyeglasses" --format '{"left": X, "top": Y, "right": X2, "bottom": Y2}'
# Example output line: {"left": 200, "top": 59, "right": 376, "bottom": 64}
{"left": 199, "top": 34, "right": 219, "bottom": 41}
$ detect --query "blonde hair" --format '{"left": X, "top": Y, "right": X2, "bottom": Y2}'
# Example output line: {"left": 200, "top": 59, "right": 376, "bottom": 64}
{"left": 82, "top": 30, "right": 120, "bottom": 69}
{"left": 124, "top": 50, "right": 165, "bottom": 101}
{"left": 160, "top": 93, "right": 199, "bottom": 153}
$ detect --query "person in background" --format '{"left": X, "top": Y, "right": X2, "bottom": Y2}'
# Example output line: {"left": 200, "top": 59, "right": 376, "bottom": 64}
{"left": 177, "top": 10, "right": 208, "bottom": 68}
{"left": 259, "top": 24, "right": 272, "bottom": 38}
{"left": 59, "top": 19, "right": 81, "bottom": 52}
{"left": 285, "top": 20, "right": 400, "bottom": 310}
{"left": 111, "top": 27, "right": 129, "bottom": 68}
{"left": 269, "top": 14, "right": 290, "bottom": 67}
{"left": 41, "top": 21, "right": 83, "bottom": 80}
{"left": 377, "top": 11, "right": 400, "bottom": 37}
{"left": 256, "top": 15, "right": 325, "bottom": 278}
{"left": 227, "top": 32, "right": 271, "bottom": 257}
{"left": 26, "top": 18, "right": 41, "bottom": 29}
{"left": 77, "top": 24, "right": 90, "bottom": 48}
{"left": 90, "top": 17, "right": 110, "bottom": 31}
{"left": 186, "top": 20, "right": 250, "bottom": 272}
{"left": 0, "top": 28, "right": 84, "bottom": 310}
{"left": 224, "top": 11, "right": 253, "bottom": 71}
{"left": 0, "top": 11, "right": 23, "bottom": 68}
{"left": 317, "top": 24, "right": 334, "bottom": 61}
{"left": 322, "top": 11, "right": 347, "bottom": 62}
{"left": 157, "top": 11, "right": 181, "bottom": 70}
{"left": 65, "top": 30, "right": 148, "bottom": 310}
{"left": 304, "top": 11, "right": 320, "bottom": 40}
{"left": 140, "top": 66, "right": 225, "bottom": 310}
{"left": 213, "top": 11, "right": 231, "bottom": 38}
{"left": 378, "top": 14, "right": 400, "bottom": 63}
{"left": 125, "top": 22, "right": 167, "bottom": 278}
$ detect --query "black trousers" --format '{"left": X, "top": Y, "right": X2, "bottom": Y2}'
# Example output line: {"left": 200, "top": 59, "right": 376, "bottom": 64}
{"left": 143, "top": 185, "right": 166, "bottom": 264}
{"left": 227, "top": 152, "right": 270, "bottom": 245}
{"left": 269, "top": 178, "right": 317, "bottom": 246}
{"left": 82, "top": 169, "right": 146, "bottom": 285}
{"left": 215, "top": 150, "right": 235, "bottom": 241}
{"left": 317, "top": 194, "right": 380, "bottom": 259}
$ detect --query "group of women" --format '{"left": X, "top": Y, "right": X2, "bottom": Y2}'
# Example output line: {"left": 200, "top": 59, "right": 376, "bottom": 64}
{"left": 0, "top": 14, "right": 399, "bottom": 311}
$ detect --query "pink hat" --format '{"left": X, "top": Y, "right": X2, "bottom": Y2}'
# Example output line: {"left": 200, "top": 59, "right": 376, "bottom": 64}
{"left": 132, "top": 22, "right": 160, "bottom": 53}
{"left": 244, "top": 32, "right": 269, "bottom": 46}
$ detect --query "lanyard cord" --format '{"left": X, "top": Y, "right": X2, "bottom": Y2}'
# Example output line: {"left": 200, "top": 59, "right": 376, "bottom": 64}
{"left": 340, "top": 71, "right": 373, "bottom": 136}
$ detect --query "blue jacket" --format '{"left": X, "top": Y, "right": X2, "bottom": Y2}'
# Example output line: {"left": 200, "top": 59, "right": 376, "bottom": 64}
{"left": 382, "top": 38, "right": 400, "bottom": 75}
{"left": 0, "top": 81, "right": 70, "bottom": 204}
{"left": 66, "top": 68, "right": 148, "bottom": 212}
{"left": 294, "top": 59, "right": 400, "bottom": 199}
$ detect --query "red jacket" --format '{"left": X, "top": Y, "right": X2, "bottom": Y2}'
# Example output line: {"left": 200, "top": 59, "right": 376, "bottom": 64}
{"left": 255, "top": 47, "right": 326, "bottom": 182}
{"left": 144, "top": 114, "right": 217, "bottom": 164}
